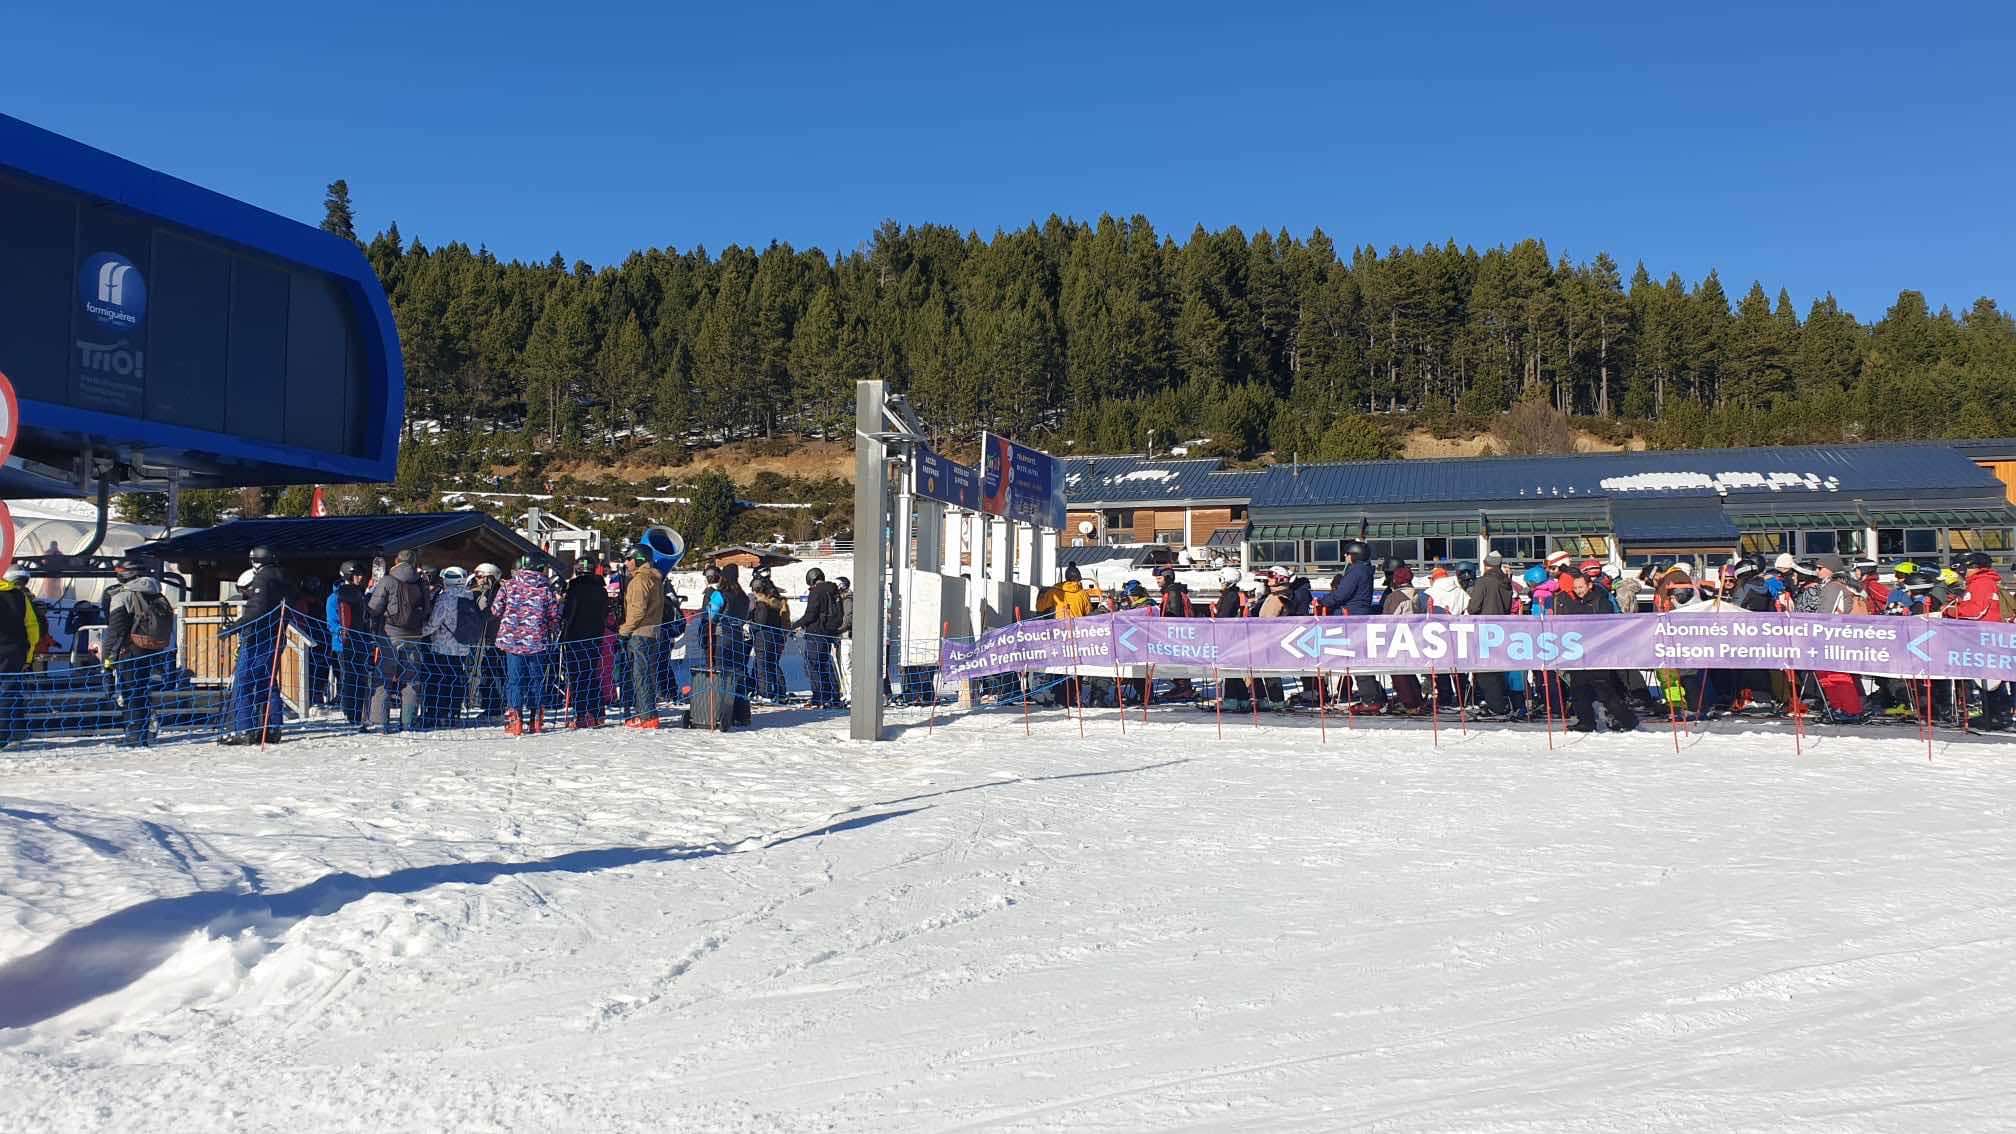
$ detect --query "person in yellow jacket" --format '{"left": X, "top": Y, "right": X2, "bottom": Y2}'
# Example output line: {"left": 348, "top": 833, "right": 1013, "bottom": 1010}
{"left": 0, "top": 567, "right": 44, "bottom": 748}
{"left": 1035, "top": 564, "right": 1095, "bottom": 619}
{"left": 1033, "top": 565, "right": 1099, "bottom": 707}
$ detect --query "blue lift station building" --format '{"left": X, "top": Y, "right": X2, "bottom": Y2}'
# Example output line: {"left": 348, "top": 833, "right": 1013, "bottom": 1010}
{"left": 0, "top": 112, "right": 403, "bottom": 505}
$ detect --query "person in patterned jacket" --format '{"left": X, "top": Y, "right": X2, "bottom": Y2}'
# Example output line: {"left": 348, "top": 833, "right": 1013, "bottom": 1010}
{"left": 493, "top": 556, "right": 563, "bottom": 735}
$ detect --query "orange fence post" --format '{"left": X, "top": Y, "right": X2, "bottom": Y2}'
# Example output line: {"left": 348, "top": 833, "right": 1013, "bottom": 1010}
{"left": 259, "top": 607, "right": 288, "bottom": 749}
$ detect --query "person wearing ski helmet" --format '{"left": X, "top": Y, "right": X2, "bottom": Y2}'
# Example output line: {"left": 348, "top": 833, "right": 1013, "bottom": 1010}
{"left": 793, "top": 566, "right": 846, "bottom": 707}
{"left": 220, "top": 545, "right": 293, "bottom": 745}
{"left": 1945, "top": 550, "right": 2011, "bottom": 729}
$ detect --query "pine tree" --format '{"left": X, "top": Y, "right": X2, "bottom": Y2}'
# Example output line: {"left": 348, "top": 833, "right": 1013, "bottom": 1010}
{"left": 321, "top": 180, "right": 358, "bottom": 244}
{"left": 1726, "top": 282, "right": 1788, "bottom": 407}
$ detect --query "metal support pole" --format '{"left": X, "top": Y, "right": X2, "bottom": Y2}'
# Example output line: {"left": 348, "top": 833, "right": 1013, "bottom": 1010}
{"left": 850, "top": 381, "right": 888, "bottom": 741}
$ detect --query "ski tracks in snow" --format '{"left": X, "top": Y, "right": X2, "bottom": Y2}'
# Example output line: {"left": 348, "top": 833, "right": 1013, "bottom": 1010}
{"left": 4, "top": 710, "right": 2016, "bottom": 1130}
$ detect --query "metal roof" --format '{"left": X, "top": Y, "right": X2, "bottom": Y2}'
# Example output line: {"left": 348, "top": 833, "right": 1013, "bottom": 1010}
{"left": 1064, "top": 456, "right": 1266, "bottom": 505}
{"left": 1610, "top": 499, "right": 1740, "bottom": 545}
{"left": 1055, "top": 544, "right": 1183, "bottom": 569}
{"left": 135, "top": 512, "right": 541, "bottom": 561}
{"left": 1057, "top": 546, "right": 1137, "bottom": 568}
{"left": 1945, "top": 439, "right": 2016, "bottom": 462}
{"left": 1249, "top": 443, "right": 2002, "bottom": 510}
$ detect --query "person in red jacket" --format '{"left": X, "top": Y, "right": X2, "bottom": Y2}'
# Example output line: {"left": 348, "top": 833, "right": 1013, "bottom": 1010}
{"left": 1944, "top": 551, "right": 2010, "bottom": 729}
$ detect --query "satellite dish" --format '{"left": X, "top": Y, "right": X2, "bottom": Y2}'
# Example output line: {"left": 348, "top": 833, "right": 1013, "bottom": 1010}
{"left": 1078, "top": 520, "right": 1094, "bottom": 536}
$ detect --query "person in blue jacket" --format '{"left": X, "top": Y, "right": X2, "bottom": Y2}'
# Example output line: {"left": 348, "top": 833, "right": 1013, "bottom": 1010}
{"left": 1322, "top": 541, "right": 1386, "bottom": 712}
{"left": 324, "top": 560, "right": 373, "bottom": 726}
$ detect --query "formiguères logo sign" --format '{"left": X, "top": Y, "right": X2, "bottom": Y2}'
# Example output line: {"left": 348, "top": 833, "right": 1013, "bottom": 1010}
{"left": 79, "top": 251, "right": 147, "bottom": 330}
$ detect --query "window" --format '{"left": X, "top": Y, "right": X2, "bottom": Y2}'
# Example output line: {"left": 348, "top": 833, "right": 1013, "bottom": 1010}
{"left": 1250, "top": 540, "right": 1298, "bottom": 564}
{"left": 1548, "top": 535, "right": 1609, "bottom": 558}
{"left": 1102, "top": 509, "right": 1134, "bottom": 533}
{"left": 1309, "top": 539, "right": 1343, "bottom": 564}
{"left": 1450, "top": 537, "right": 1478, "bottom": 561}
{"left": 1229, "top": 506, "right": 1247, "bottom": 521}
{"left": 1950, "top": 528, "right": 2013, "bottom": 552}
{"left": 1799, "top": 529, "right": 1863, "bottom": 557}
{"left": 1423, "top": 536, "right": 1478, "bottom": 564}
{"left": 1491, "top": 535, "right": 1542, "bottom": 561}
{"left": 1877, "top": 528, "right": 1940, "bottom": 557}
{"left": 1741, "top": 531, "right": 1791, "bottom": 557}
{"left": 1155, "top": 529, "right": 1183, "bottom": 544}
{"left": 1366, "top": 538, "right": 1420, "bottom": 566}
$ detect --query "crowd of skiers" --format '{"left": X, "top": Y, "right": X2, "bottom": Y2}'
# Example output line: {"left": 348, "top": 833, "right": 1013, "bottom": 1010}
{"left": 192, "top": 546, "right": 855, "bottom": 745}
{"left": 1030, "top": 541, "right": 2013, "bottom": 734}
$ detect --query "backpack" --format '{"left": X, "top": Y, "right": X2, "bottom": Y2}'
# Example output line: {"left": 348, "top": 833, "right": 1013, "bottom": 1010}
{"left": 382, "top": 573, "right": 432, "bottom": 633}
{"left": 450, "top": 594, "right": 483, "bottom": 647}
{"left": 1997, "top": 585, "right": 2016, "bottom": 622}
{"left": 129, "top": 593, "right": 175, "bottom": 652}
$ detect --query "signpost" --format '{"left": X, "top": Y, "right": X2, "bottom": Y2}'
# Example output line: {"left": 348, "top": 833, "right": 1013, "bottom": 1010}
{"left": 915, "top": 447, "right": 979, "bottom": 510}
{"left": 979, "top": 432, "right": 1066, "bottom": 531}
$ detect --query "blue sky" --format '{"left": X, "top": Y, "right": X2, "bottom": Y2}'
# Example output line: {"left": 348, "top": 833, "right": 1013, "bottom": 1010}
{"left": 5, "top": 1, "right": 2008, "bottom": 321}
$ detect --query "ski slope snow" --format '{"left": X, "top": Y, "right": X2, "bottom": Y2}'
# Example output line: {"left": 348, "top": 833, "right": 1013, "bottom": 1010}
{"left": 3, "top": 709, "right": 2014, "bottom": 1131}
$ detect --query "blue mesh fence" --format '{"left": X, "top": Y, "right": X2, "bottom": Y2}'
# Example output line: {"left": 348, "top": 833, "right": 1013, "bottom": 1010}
{"left": 0, "top": 588, "right": 873, "bottom": 750}
{"left": 9, "top": 590, "right": 2003, "bottom": 751}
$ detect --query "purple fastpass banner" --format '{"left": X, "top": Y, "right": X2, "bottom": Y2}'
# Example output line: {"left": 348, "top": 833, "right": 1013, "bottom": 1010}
{"left": 940, "top": 610, "right": 2016, "bottom": 684}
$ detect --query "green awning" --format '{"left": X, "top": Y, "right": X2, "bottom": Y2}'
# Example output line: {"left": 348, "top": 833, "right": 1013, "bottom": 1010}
{"left": 1863, "top": 506, "right": 2016, "bottom": 528}
{"left": 1249, "top": 523, "right": 1361, "bottom": 541}
{"left": 1483, "top": 514, "right": 1607, "bottom": 535}
{"left": 1363, "top": 518, "right": 1482, "bottom": 539}
{"left": 1731, "top": 511, "right": 1864, "bottom": 530}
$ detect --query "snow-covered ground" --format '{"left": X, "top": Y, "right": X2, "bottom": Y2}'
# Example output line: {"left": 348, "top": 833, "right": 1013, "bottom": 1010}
{"left": 3, "top": 709, "right": 2015, "bottom": 1132}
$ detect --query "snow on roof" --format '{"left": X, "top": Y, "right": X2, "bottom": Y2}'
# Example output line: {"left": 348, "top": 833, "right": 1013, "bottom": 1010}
{"left": 1113, "top": 469, "right": 1176, "bottom": 484}
{"left": 7, "top": 497, "right": 107, "bottom": 521}
{"left": 1600, "top": 471, "right": 1843, "bottom": 494}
